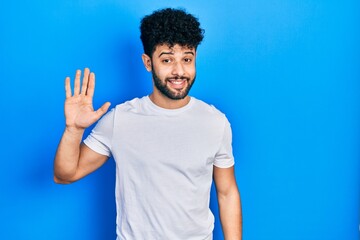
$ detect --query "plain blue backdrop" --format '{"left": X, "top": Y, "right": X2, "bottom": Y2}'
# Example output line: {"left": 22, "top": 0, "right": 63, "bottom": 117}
{"left": 0, "top": 1, "right": 359, "bottom": 239}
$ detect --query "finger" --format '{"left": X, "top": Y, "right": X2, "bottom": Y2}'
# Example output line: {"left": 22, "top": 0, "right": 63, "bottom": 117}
{"left": 74, "top": 69, "right": 81, "bottom": 96}
{"left": 65, "top": 77, "right": 72, "bottom": 98}
{"left": 95, "top": 102, "right": 111, "bottom": 119}
{"left": 87, "top": 72, "right": 95, "bottom": 98}
{"left": 81, "top": 68, "right": 90, "bottom": 95}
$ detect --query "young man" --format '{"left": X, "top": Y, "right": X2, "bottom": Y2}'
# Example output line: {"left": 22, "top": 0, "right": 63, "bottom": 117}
{"left": 54, "top": 8, "right": 242, "bottom": 240}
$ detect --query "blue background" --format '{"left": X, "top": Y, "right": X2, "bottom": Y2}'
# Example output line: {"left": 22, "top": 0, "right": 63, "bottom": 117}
{"left": 0, "top": 0, "right": 359, "bottom": 239}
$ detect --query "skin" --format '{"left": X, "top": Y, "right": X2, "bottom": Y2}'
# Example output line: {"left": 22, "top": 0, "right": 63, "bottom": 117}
{"left": 54, "top": 44, "right": 242, "bottom": 239}
{"left": 54, "top": 68, "right": 110, "bottom": 183}
{"left": 141, "top": 44, "right": 196, "bottom": 109}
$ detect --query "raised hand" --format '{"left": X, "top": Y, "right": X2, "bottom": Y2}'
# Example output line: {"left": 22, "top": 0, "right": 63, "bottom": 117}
{"left": 64, "top": 68, "right": 110, "bottom": 131}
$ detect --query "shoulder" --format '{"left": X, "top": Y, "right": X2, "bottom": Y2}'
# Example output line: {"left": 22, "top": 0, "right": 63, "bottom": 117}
{"left": 191, "top": 97, "right": 227, "bottom": 119}
{"left": 190, "top": 97, "right": 232, "bottom": 132}
{"left": 111, "top": 96, "right": 147, "bottom": 114}
{"left": 95, "top": 97, "right": 144, "bottom": 124}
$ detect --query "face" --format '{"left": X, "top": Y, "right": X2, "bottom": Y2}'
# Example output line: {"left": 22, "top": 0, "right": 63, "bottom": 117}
{"left": 143, "top": 44, "right": 196, "bottom": 100}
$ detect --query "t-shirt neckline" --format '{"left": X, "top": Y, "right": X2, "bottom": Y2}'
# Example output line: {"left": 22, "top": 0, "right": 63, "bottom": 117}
{"left": 145, "top": 95, "right": 194, "bottom": 115}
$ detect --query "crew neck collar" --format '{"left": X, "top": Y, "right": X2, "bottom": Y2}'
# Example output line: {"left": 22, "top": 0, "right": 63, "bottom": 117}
{"left": 145, "top": 95, "right": 194, "bottom": 115}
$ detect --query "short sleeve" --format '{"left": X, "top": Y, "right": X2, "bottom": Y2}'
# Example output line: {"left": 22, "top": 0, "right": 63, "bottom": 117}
{"left": 83, "top": 108, "right": 115, "bottom": 157}
{"left": 213, "top": 117, "right": 235, "bottom": 168}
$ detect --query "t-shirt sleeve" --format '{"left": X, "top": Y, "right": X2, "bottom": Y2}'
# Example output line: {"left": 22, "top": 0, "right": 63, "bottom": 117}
{"left": 213, "top": 117, "right": 235, "bottom": 168}
{"left": 83, "top": 108, "right": 115, "bottom": 157}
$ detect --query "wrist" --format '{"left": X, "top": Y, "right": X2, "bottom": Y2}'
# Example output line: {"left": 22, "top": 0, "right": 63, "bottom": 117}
{"left": 64, "top": 126, "right": 85, "bottom": 136}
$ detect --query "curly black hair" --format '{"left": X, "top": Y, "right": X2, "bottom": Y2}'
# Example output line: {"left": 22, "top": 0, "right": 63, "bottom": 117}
{"left": 140, "top": 8, "right": 204, "bottom": 57}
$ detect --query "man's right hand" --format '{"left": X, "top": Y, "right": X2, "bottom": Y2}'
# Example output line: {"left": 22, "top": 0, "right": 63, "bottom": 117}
{"left": 64, "top": 68, "right": 111, "bottom": 132}
{"left": 54, "top": 68, "right": 110, "bottom": 184}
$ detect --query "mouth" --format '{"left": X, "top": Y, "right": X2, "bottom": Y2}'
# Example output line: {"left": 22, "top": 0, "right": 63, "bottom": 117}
{"left": 167, "top": 78, "right": 189, "bottom": 90}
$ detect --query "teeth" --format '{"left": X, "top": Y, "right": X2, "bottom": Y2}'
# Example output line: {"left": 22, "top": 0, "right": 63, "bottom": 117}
{"left": 169, "top": 80, "right": 184, "bottom": 85}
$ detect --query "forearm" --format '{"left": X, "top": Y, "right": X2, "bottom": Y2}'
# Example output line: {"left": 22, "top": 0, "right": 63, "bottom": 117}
{"left": 54, "top": 127, "right": 85, "bottom": 182}
{"left": 218, "top": 189, "right": 242, "bottom": 240}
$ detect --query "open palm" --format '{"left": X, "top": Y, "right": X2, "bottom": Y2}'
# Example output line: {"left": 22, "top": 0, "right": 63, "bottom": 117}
{"left": 64, "top": 68, "right": 110, "bottom": 130}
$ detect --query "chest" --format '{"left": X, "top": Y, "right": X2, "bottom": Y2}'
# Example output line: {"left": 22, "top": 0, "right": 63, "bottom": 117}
{"left": 111, "top": 113, "right": 223, "bottom": 174}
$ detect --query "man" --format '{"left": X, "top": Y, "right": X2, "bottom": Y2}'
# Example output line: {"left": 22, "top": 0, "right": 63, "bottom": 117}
{"left": 54, "top": 8, "right": 242, "bottom": 240}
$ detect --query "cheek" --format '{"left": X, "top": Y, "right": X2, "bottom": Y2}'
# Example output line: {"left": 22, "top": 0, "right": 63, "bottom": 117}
{"left": 155, "top": 65, "right": 172, "bottom": 77}
{"left": 155, "top": 69, "right": 168, "bottom": 79}
{"left": 152, "top": 66, "right": 168, "bottom": 80}
{"left": 186, "top": 66, "right": 196, "bottom": 76}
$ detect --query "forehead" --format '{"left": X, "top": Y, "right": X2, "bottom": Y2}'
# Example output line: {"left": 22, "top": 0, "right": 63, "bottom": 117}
{"left": 153, "top": 44, "right": 195, "bottom": 55}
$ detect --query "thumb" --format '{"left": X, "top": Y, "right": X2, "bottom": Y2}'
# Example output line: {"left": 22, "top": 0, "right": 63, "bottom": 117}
{"left": 95, "top": 102, "right": 111, "bottom": 119}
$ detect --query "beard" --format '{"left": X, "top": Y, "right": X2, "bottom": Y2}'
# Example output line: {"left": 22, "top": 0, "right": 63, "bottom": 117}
{"left": 152, "top": 67, "right": 196, "bottom": 100}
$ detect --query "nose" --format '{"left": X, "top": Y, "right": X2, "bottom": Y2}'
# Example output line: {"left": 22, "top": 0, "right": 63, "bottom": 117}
{"left": 171, "top": 62, "right": 185, "bottom": 76}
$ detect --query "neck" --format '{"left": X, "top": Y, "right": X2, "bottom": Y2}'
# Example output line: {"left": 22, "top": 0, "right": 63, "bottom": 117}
{"left": 149, "top": 90, "right": 190, "bottom": 109}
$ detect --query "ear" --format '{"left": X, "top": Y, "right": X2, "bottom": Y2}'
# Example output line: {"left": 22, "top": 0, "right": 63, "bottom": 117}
{"left": 141, "top": 54, "right": 152, "bottom": 72}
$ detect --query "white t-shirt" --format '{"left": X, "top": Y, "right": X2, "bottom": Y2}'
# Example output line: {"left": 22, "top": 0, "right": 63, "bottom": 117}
{"left": 84, "top": 96, "right": 234, "bottom": 240}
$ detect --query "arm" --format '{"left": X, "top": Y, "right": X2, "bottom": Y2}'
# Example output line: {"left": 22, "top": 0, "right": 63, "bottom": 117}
{"left": 213, "top": 166, "right": 242, "bottom": 240}
{"left": 54, "top": 68, "right": 111, "bottom": 184}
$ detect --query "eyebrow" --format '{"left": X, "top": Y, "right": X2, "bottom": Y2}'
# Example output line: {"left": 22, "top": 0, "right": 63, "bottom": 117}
{"left": 158, "top": 51, "right": 195, "bottom": 57}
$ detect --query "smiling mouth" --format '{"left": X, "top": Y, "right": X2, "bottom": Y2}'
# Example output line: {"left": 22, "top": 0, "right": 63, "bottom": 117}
{"left": 169, "top": 79, "right": 185, "bottom": 85}
{"left": 167, "top": 78, "right": 189, "bottom": 89}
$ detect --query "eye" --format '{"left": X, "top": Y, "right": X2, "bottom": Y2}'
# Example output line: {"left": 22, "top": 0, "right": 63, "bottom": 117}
{"left": 162, "top": 59, "right": 172, "bottom": 63}
{"left": 184, "top": 58, "right": 192, "bottom": 63}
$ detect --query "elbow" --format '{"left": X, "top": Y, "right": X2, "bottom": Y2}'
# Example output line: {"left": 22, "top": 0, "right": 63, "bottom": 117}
{"left": 53, "top": 167, "right": 78, "bottom": 184}
{"left": 218, "top": 187, "right": 240, "bottom": 204}
{"left": 53, "top": 175, "right": 73, "bottom": 184}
